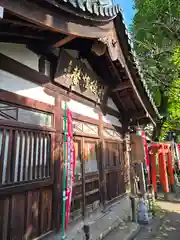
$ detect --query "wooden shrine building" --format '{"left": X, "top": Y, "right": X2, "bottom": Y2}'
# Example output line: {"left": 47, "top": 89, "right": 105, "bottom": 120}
{"left": 0, "top": 1, "right": 160, "bottom": 239}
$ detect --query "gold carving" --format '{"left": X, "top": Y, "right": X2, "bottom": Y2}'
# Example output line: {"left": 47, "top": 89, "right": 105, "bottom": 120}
{"left": 64, "top": 60, "right": 73, "bottom": 74}
{"left": 63, "top": 60, "right": 105, "bottom": 100}
{"left": 71, "top": 66, "right": 81, "bottom": 86}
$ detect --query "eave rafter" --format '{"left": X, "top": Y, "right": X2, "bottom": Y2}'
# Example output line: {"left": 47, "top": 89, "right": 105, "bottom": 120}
{"left": 1, "top": 0, "right": 115, "bottom": 38}
{"left": 112, "top": 82, "right": 131, "bottom": 92}
{"left": 53, "top": 35, "right": 76, "bottom": 48}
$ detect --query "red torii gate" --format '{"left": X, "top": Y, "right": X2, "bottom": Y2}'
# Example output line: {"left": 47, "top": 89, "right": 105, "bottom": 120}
{"left": 149, "top": 143, "right": 174, "bottom": 198}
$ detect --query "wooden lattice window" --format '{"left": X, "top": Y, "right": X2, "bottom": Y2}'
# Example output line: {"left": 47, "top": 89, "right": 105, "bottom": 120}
{"left": 103, "top": 128, "right": 122, "bottom": 141}
{"left": 0, "top": 101, "right": 52, "bottom": 127}
{"left": 0, "top": 127, "right": 51, "bottom": 185}
{"left": 73, "top": 120, "right": 98, "bottom": 136}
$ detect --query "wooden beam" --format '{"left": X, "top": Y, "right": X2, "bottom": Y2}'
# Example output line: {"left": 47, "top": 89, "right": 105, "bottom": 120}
{"left": 53, "top": 35, "right": 76, "bottom": 48}
{"left": 0, "top": 89, "right": 54, "bottom": 114}
{"left": 1, "top": 0, "right": 113, "bottom": 38}
{"left": 0, "top": 32, "right": 44, "bottom": 40}
{"left": 130, "top": 110, "right": 148, "bottom": 119}
{"left": 0, "top": 53, "right": 50, "bottom": 85}
{"left": 0, "top": 18, "right": 42, "bottom": 29}
{"left": 112, "top": 82, "right": 131, "bottom": 92}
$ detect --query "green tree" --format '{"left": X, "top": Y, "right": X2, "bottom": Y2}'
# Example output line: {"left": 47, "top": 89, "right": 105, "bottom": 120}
{"left": 131, "top": 0, "right": 180, "bottom": 140}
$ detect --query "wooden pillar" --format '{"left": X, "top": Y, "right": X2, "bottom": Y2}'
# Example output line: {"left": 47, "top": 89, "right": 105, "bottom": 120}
{"left": 99, "top": 112, "right": 107, "bottom": 206}
{"left": 138, "top": 163, "right": 146, "bottom": 195}
{"left": 167, "top": 147, "right": 175, "bottom": 192}
{"left": 150, "top": 151, "right": 157, "bottom": 196}
{"left": 124, "top": 132, "right": 131, "bottom": 193}
{"left": 159, "top": 145, "right": 169, "bottom": 199}
{"left": 52, "top": 95, "right": 63, "bottom": 231}
{"left": 81, "top": 137, "right": 86, "bottom": 220}
{"left": 158, "top": 149, "right": 163, "bottom": 186}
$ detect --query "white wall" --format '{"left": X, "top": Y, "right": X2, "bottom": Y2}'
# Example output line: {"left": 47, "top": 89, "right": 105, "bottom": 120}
{"left": 0, "top": 70, "right": 55, "bottom": 105}
{"left": 103, "top": 114, "right": 122, "bottom": 127}
{"left": 107, "top": 98, "right": 119, "bottom": 112}
{"left": 0, "top": 43, "right": 39, "bottom": 71}
{"left": 62, "top": 99, "right": 99, "bottom": 120}
{"left": 61, "top": 99, "right": 122, "bottom": 128}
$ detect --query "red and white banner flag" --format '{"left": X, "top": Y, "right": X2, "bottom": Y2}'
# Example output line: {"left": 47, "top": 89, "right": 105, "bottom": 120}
{"left": 65, "top": 108, "right": 76, "bottom": 232}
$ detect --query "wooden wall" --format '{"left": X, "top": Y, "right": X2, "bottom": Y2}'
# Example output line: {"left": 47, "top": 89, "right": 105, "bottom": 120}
{"left": 0, "top": 47, "right": 130, "bottom": 239}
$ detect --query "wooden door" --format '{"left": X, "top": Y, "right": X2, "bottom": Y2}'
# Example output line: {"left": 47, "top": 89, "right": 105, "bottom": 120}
{"left": 83, "top": 138, "right": 100, "bottom": 214}
{"left": 104, "top": 140, "right": 125, "bottom": 202}
{"left": 70, "top": 137, "right": 82, "bottom": 221}
{"left": 70, "top": 137, "right": 100, "bottom": 221}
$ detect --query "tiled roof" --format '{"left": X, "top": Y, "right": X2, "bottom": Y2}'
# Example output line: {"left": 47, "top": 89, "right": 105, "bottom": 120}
{"left": 116, "top": 11, "right": 161, "bottom": 119}
{"left": 61, "top": 0, "right": 120, "bottom": 18}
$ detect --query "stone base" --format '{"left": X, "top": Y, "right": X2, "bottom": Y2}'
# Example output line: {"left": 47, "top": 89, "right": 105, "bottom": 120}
{"left": 164, "top": 192, "right": 169, "bottom": 201}
{"left": 170, "top": 184, "right": 176, "bottom": 193}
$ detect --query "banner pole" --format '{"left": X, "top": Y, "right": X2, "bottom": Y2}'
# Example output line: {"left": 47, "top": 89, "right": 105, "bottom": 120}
{"left": 62, "top": 102, "right": 67, "bottom": 240}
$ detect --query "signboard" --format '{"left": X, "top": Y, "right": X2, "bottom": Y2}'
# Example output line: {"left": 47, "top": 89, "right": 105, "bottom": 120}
{"left": 55, "top": 50, "right": 105, "bottom": 102}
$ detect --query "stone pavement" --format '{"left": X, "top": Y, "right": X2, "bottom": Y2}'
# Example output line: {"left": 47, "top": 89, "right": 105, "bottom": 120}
{"left": 132, "top": 200, "right": 180, "bottom": 240}
{"left": 44, "top": 194, "right": 140, "bottom": 240}
{"left": 104, "top": 221, "right": 140, "bottom": 240}
{"left": 44, "top": 194, "right": 180, "bottom": 240}
{"left": 104, "top": 197, "right": 180, "bottom": 240}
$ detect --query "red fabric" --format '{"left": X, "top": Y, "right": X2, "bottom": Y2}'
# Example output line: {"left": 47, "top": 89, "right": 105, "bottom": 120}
{"left": 177, "top": 144, "right": 180, "bottom": 170}
{"left": 65, "top": 108, "right": 76, "bottom": 232}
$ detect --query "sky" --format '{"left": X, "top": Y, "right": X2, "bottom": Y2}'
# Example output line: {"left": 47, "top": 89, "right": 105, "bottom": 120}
{"left": 116, "top": 0, "right": 135, "bottom": 26}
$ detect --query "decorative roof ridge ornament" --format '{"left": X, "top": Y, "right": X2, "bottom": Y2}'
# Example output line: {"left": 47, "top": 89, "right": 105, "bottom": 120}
{"left": 60, "top": 0, "right": 120, "bottom": 19}
{"left": 91, "top": 35, "right": 119, "bottom": 61}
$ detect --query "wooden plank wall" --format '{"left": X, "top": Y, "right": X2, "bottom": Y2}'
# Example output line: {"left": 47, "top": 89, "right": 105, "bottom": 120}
{"left": 0, "top": 122, "right": 55, "bottom": 240}
{"left": 0, "top": 52, "right": 129, "bottom": 238}
{"left": 61, "top": 94, "right": 127, "bottom": 220}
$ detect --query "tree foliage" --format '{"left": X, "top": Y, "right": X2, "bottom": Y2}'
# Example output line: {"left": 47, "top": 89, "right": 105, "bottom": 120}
{"left": 131, "top": 0, "right": 180, "bottom": 140}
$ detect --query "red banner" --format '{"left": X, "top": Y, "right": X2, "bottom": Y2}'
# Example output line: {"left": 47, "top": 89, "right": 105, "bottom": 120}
{"left": 65, "top": 108, "right": 76, "bottom": 232}
{"left": 177, "top": 144, "right": 180, "bottom": 170}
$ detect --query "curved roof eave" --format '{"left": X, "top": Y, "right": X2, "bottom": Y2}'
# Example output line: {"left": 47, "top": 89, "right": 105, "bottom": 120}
{"left": 58, "top": 0, "right": 121, "bottom": 20}
{"left": 113, "top": 12, "right": 161, "bottom": 124}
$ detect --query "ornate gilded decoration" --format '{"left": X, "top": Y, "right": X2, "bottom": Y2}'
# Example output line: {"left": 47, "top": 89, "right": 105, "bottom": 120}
{"left": 98, "top": 30, "right": 120, "bottom": 61}
{"left": 91, "top": 40, "right": 106, "bottom": 56}
{"left": 63, "top": 58, "right": 105, "bottom": 101}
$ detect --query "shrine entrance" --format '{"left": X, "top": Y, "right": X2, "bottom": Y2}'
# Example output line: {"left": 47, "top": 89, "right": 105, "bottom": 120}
{"left": 70, "top": 136, "right": 101, "bottom": 221}
{"left": 149, "top": 143, "right": 175, "bottom": 199}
